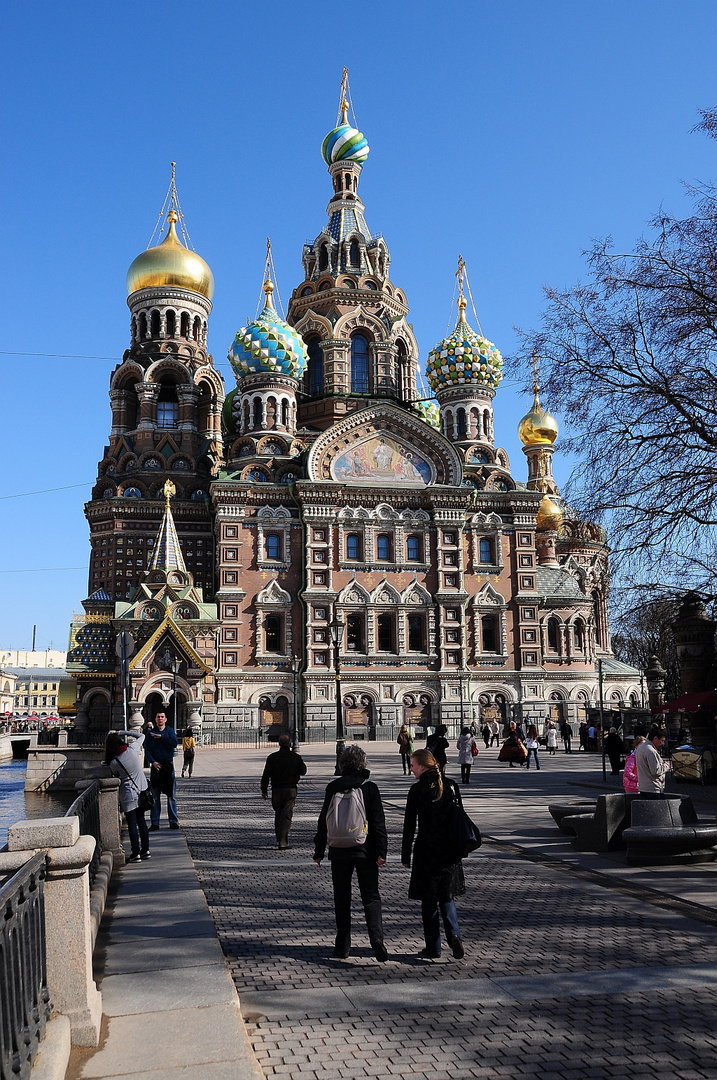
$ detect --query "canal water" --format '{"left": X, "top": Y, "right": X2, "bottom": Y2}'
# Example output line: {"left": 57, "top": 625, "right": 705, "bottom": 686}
{"left": 0, "top": 759, "right": 74, "bottom": 848}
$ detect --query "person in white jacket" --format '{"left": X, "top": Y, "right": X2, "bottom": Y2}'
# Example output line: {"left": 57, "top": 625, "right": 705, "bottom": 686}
{"left": 104, "top": 730, "right": 151, "bottom": 862}
{"left": 456, "top": 727, "right": 477, "bottom": 785}
{"left": 635, "top": 726, "right": 671, "bottom": 797}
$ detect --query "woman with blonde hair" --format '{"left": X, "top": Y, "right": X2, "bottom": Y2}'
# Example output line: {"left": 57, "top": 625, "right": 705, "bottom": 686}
{"left": 401, "top": 748, "right": 466, "bottom": 960}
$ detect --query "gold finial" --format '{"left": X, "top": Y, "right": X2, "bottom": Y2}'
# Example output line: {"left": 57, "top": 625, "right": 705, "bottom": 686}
{"left": 339, "top": 66, "right": 349, "bottom": 125}
{"left": 531, "top": 349, "right": 541, "bottom": 398}
{"left": 262, "top": 237, "right": 276, "bottom": 305}
{"left": 167, "top": 208, "right": 178, "bottom": 224}
{"left": 163, "top": 479, "right": 176, "bottom": 507}
{"left": 456, "top": 255, "right": 467, "bottom": 321}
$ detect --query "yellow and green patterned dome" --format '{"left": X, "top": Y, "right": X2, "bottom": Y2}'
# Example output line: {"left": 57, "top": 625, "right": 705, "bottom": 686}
{"left": 426, "top": 295, "right": 503, "bottom": 392}
{"left": 229, "top": 281, "right": 308, "bottom": 381}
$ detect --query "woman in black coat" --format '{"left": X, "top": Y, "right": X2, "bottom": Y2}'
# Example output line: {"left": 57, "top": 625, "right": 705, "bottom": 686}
{"left": 604, "top": 727, "right": 624, "bottom": 775}
{"left": 401, "top": 748, "right": 466, "bottom": 959}
{"left": 425, "top": 724, "right": 449, "bottom": 773}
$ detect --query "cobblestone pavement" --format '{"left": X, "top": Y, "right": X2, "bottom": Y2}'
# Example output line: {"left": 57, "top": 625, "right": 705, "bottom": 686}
{"left": 176, "top": 744, "right": 717, "bottom": 1079}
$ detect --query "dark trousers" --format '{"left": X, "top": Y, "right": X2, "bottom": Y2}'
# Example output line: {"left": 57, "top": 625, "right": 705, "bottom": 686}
{"left": 271, "top": 786, "right": 297, "bottom": 846}
{"left": 490, "top": 733, "right": 500, "bottom": 747}
{"left": 331, "top": 857, "right": 384, "bottom": 950}
{"left": 563, "top": 736, "right": 572, "bottom": 753}
{"left": 460, "top": 763, "right": 472, "bottom": 784}
{"left": 125, "top": 806, "right": 149, "bottom": 856}
{"left": 400, "top": 753, "right": 411, "bottom": 775}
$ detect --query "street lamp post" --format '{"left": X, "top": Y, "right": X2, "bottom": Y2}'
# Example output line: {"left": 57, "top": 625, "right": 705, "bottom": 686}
{"left": 171, "top": 659, "right": 181, "bottom": 732}
{"left": 329, "top": 617, "right": 345, "bottom": 775}
{"left": 290, "top": 655, "right": 300, "bottom": 751}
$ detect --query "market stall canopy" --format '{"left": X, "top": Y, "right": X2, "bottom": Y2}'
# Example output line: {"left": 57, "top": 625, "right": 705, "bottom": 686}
{"left": 653, "top": 689, "right": 717, "bottom": 714}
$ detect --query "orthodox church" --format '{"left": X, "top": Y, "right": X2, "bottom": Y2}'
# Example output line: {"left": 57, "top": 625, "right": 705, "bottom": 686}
{"left": 67, "top": 78, "right": 642, "bottom": 736}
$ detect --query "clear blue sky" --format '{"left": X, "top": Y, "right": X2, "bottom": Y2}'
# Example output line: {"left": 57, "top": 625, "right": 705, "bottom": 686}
{"left": 1, "top": 0, "right": 715, "bottom": 650}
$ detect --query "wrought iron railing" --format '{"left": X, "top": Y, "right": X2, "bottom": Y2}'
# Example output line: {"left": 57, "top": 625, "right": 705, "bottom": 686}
{"left": 65, "top": 781, "right": 101, "bottom": 889}
{"left": 0, "top": 852, "right": 50, "bottom": 1080}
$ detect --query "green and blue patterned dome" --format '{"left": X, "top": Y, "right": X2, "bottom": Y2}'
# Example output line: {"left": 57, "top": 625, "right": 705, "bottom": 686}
{"left": 426, "top": 296, "right": 503, "bottom": 392}
{"left": 412, "top": 400, "right": 441, "bottom": 429}
{"left": 229, "top": 281, "right": 308, "bottom": 382}
{"left": 322, "top": 121, "right": 370, "bottom": 166}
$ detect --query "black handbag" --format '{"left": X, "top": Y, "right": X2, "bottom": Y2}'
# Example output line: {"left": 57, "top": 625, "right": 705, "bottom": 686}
{"left": 445, "top": 786, "right": 482, "bottom": 862}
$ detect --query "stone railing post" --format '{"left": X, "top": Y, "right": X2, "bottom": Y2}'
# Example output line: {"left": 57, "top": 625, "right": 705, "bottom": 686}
{"left": 0, "top": 817, "right": 102, "bottom": 1047}
{"left": 75, "top": 776, "right": 125, "bottom": 867}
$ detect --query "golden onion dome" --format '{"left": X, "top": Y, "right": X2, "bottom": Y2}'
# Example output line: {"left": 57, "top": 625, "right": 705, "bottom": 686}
{"left": 536, "top": 492, "right": 564, "bottom": 531}
{"left": 518, "top": 390, "right": 559, "bottom": 446}
{"left": 127, "top": 210, "right": 214, "bottom": 299}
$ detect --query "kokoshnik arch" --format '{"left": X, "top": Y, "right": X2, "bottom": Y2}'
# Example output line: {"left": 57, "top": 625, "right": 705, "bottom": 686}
{"left": 66, "top": 76, "right": 642, "bottom": 737}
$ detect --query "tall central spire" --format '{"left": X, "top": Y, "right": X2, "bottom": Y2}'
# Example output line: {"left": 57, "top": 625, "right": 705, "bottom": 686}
{"left": 150, "top": 480, "right": 187, "bottom": 574}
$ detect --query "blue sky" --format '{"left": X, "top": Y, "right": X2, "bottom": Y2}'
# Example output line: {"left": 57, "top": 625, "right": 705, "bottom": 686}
{"left": 1, "top": 0, "right": 715, "bottom": 650}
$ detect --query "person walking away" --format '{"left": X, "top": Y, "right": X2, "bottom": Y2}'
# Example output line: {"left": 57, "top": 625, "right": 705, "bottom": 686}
{"left": 313, "top": 744, "right": 388, "bottom": 961}
{"left": 635, "top": 726, "right": 671, "bottom": 798}
{"left": 579, "top": 722, "right": 588, "bottom": 751}
{"left": 456, "top": 726, "right": 477, "bottom": 785}
{"left": 546, "top": 722, "right": 558, "bottom": 756}
{"left": 480, "top": 722, "right": 491, "bottom": 749}
{"left": 145, "top": 711, "right": 179, "bottom": 830}
{"left": 261, "top": 733, "right": 307, "bottom": 849}
{"left": 105, "top": 730, "right": 151, "bottom": 862}
{"left": 604, "top": 727, "right": 624, "bottom": 776}
{"left": 525, "top": 724, "right": 541, "bottom": 770}
{"left": 181, "top": 728, "right": 196, "bottom": 778}
{"left": 401, "top": 748, "right": 466, "bottom": 960}
{"left": 623, "top": 735, "right": 646, "bottom": 794}
{"left": 397, "top": 725, "right": 413, "bottom": 775}
{"left": 426, "top": 724, "right": 449, "bottom": 773}
{"left": 587, "top": 723, "right": 597, "bottom": 751}
{"left": 560, "top": 720, "right": 573, "bottom": 753}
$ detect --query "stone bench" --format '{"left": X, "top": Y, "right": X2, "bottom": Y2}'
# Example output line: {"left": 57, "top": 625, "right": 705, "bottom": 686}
{"left": 548, "top": 801, "right": 598, "bottom": 834}
{"left": 624, "top": 797, "right": 717, "bottom": 866}
{"left": 560, "top": 792, "right": 684, "bottom": 853}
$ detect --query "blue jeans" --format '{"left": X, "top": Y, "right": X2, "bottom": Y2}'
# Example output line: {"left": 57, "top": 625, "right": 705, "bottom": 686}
{"left": 125, "top": 806, "right": 149, "bottom": 855}
{"left": 526, "top": 748, "right": 540, "bottom": 770}
{"left": 421, "top": 898, "right": 460, "bottom": 955}
{"left": 150, "top": 772, "right": 178, "bottom": 826}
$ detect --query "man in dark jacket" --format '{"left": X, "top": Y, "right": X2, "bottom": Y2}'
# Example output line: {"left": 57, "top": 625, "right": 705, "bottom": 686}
{"left": 145, "top": 711, "right": 179, "bottom": 830}
{"left": 313, "top": 744, "right": 388, "bottom": 961}
{"left": 261, "top": 734, "right": 307, "bottom": 849}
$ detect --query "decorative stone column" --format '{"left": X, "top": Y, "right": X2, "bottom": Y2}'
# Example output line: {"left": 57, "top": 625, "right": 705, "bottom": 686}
{"left": 0, "top": 818, "right": 102, "bottom": 1046}
{"left": 128, "top": 701, "right": 145, "bottom": 731}
{"left": 644, "top": 655, "right": 667, "bottom": 710}
{"left": 74, "top": 700, "right": 90, "bottom": 737}
{"left": 136, "top": 382, "right": 159, "bottom": 430}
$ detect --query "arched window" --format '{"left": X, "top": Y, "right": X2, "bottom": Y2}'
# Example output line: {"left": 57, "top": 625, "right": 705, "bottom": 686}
{"left": 307, "top": 337, "right": 323, "bottom": 396}
{"left": 479, "top": 537, "right": 493, "bottom": 563}
{"left": 574, "top": 620, "right": 585, "bottom": 651}
{"left": 281, "top": 399, "right": 289, "bottom": 428}
{"left": 253, "top": 398, "right": 263, "bottom": 428}
{"left": 481, "top": 616, "right": 497, "bottom": 653}
{"left": 318, "top": 244, "right": 329, "bottom": 272}
{"left": 548, "top": 617, "right": 560, "bottom": 651}
{"left": 157, "top": 381, "right": 178, "bottom": 427}
{"left": 347, "top": 614, "right": 364, "bottom": 652}
{"left": 377, "top": 614, "right": 394, "bottom": 652}
{"left": 346, "top": 533, "right": 362, "bottom": 560}
{"left": 349, "top": 239, "right": 360, "bottom": 266}
{"left": 131, "top": 316, "right": 138, "bottom": 343}
{"left": 376, "top": 533, "right": 392, "bottom": 561}
{"left": 180, "top": 312, "right": 190, "bottom": 337}
{"left": 150, "top": 310, "right": 161, "bottom": 337}
{"left": 407, "top": 614, "right": 425, "bottom": 652}
{"left": 193, "top": 316, "right": 201, "bottom": 342}
{"left": 457, "top": 408, "right": 467, "bottom": 437}
{"left": 406, "top": 534, "right": 421, "bottom": 561}
{"left": 265, "top": 534, "right": 282, "bottom": 560}
{"left": 165, "top": 310, "right": 176, "bottom": 337}
{"left": 138, "top": 312, "right": 148, "bottom": 339}
{"left": 351, "top": 334, "right": 370, "bottom": 394}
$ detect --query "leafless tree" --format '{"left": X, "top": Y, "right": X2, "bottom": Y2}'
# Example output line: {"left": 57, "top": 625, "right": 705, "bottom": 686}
{"left": 515, "top": 109, "right": 717, "bottom": 599}
{"left": 611, "top": 597, "right": 682, "bottom": 700}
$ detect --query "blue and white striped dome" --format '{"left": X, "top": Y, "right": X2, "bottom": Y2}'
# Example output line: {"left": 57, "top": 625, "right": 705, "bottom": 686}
{"left": 229, "top": 283, "right": 308, "bottom": 381}
{"left": 322, "top": 123, "right": 370, "bottom": 166}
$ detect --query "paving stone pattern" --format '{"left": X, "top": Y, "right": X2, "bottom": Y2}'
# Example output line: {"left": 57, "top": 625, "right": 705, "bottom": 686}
{"left": 177, "top": 750, "right": 717, "bottom": 1079}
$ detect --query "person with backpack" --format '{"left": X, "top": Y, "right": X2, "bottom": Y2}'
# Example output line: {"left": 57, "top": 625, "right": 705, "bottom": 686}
{"left": 401, "top": 748, "right": 466, "bottom": 960}
{"left": 313, "top": 744, "right": 389, "bottom": 962}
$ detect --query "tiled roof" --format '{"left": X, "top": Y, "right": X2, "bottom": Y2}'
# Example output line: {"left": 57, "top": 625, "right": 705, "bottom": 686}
{"left": 535, "top": 566, "right": 585, "bottom": 600}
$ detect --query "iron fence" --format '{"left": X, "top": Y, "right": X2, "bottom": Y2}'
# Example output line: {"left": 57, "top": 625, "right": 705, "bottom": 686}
{"left": 65, "top": 781, "right": 101, "bottom": 889}
{"left": 0, "top": 852, "right": 50, "bottom": 1080}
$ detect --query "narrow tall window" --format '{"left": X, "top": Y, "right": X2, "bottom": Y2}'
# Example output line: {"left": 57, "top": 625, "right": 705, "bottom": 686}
{"left": 150, "top": 310, "right": 160, "bottom": 337}
{"left": 482, "top": 616, "right": 497, "bottom": 653}
{"left": 457, "top": 408, "right": 467, "bottom": 436}
{"left": 281, "top": 399, "right": 289, "bottom": 427}
{"left": 347, "top": 614, "right": 363, "bottom": 651}
{"left": 376, "top": 533, "right": 392, "bottom": 561}
{"left": 157, "top": 383, "right": 178, "bottom": 428}
{"left": 407, "top": 614, "right": 424, "bottom": 652}
{"left": 253, "top": 399, "right": 263, "bottom": 428}
{"left": 351, "top": 334, "right": 370, "bottom": 394}
{"left": 479, "top": 537, "right": 493, "bottom": 563}
{"left": 180, "top": 311, "right": 190, "bottom": 337}
{"left": 265, "top": 534, "right": 282, "bottom": 560}
{"left": 346, "top": 533, "right": 362, "bottom": 560}
{"left": 548, "top": 617, "right": 559, "bottom": 651}
{"left": 265, "top": 615, "right": 282, "bottom": 652}
{"left": 319, "top": 244, "right": 329, "bottom": 272}
{"left": 406, "top": 534, "right": 421, "bottom": 561}
{"left": 307, "top": 338, "right": 323, "bottom": 396}
{"left": 574, "top": 620, "right": 584, "bottom": 651}
{"left": 377, "top": 614, "right": 394, "bottom": 652}
{"left": 165, "top": 310, "right": 176, "bottom": 337}
{"left": 349, "top": 239, "right": 360, "bottom": 266}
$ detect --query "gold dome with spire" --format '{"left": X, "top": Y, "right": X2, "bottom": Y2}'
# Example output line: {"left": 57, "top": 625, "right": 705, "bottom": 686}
{"left": 518, "top": 357, "right": 559, "bottom": 446}
{"left": 127, "top": 166, "right": 214, "bottom": 300}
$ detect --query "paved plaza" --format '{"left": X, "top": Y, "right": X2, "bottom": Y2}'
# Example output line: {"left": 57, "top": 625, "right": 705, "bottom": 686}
{"left": 164, "top": 742, "right": 717, "bottom": 1080}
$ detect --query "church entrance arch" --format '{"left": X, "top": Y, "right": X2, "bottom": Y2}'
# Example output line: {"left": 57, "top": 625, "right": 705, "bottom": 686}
{"left": 146, "top": 692, "right": 168, "bottom": 726}
{"left": 479, "top": 693, "right": 507, "bottom": 733}
{"left": 86, "top": 691, "right": 111, "bottom": 731}
{"left": 403, "top": 694, "right": 432, "bottom": 739}
{"left": 260, "top": 696, "right": 288, "bottom": 741}
{"left": 344, "top": 694, "right": 374, "bottom": 740}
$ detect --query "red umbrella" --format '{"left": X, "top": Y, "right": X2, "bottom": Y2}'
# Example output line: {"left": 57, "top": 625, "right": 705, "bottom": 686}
{"left": 653, "top": 689, "right": 717, "bottom": 714}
